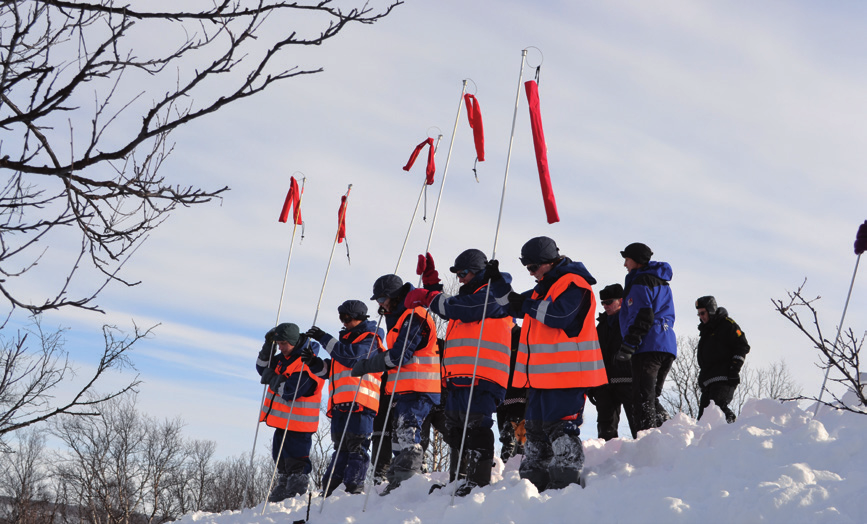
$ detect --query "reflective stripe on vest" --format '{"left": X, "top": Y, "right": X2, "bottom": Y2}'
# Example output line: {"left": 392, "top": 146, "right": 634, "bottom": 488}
{"left": 328, "top": 331, "right": 383, "bottom": 415}
{"left": 442, "top": 285, "right": 513, "bottom": 388}
{"left": 513, "top": 273, "right": 608, "bottom": 389}
{"left": 259, "top": 357, "right": 325, "bottom": 432}
{"left": 385, "top": 307, "right": 440, "bottom": 394}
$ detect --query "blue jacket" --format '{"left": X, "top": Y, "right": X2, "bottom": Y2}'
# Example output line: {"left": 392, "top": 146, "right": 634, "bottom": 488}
{"left": 619, "top": 261, "right": 677, "bottom": 357}
{"left": 255, "top": 335, "right": 322, "bottom": 400}
{"left": 319, "top": 319, "right": 386, "bottom": 370}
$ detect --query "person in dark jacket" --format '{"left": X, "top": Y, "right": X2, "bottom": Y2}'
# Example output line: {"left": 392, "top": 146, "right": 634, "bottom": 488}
{"left": 303, "top": 300, "right": 386, "bottom": 496}
{"left": 588, "top": 283, "right": 636, "bottom": 440}
{"left": 695, "top": 296, "right": 750, "bottom": 423}
{"left": 255, "top": 323, "right": 325, "bottom": 502}
{"left": 486, "top": 236, "right": 607, "bottom": 492}
{"left": 405, "top": 248, "right": 513, "bottom": 495}
{"left": 496, "top": 322, "right": 527, "bottom": 462}
{"left": 616, "top": 243, "right": 677, "bottom": 436}
{"left": 351, "top": 274, "right": 440, "bottom": 495}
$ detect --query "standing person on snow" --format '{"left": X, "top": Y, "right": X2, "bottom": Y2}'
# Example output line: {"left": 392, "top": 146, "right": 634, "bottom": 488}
{"left": 351, "top": 274, "right": 440, "bottom": 495}
{"left": 496, "top": 321, "right": 527, "bottom": 463}
{"left": 588, "top": 283, "right": 637, "bottom": 441}
{"left": 616, "top": 242, "right": 677, "bottom": 435}
{"left": 302, "top": 300, "right": 386, "bottom": 496}
{"left": 255, "top": 323, "right": 326, "bottom": 502}
{"left": 695, "top": 296, "right": 750, "bottom": 423}
{"left": 404, "top": 249, "right": 513, "bottom": 496}
{"left": 486, "top": 236, "right": 608, "bottom": 491}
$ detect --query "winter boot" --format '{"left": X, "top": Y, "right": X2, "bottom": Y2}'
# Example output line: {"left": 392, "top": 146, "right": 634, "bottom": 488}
{"left": 267, "top": 473, "right": 291, "bottom": 503}
{"left": 284, "top": 473, "right": 309, "bottom": 498}
{"left": 519, "top": 438, "right": 553, "bottom": 492}
{"left": 655, "top": 398, "right": 671, "bottom": 427}
{"left": 548, "top": 429, "right": 585, "bottom": 491}
{"left": 455, "top": 449, "right": 493, "bottom": 497}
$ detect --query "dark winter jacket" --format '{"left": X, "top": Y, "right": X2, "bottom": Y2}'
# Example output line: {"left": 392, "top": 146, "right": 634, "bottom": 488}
{"left": 619, "top": 261, "right": 677, "bottom": 357}
{"left": 255, "top": 335, "right": 321, "bottom": 400}
{"left": 697, "top": 307, "right": 750, "bottom": 388}
{"left": 318, "top": 319, "right": 386, "bottom": 369}
{"left": 596, "top": 311, "right": 632, "bottom": 383}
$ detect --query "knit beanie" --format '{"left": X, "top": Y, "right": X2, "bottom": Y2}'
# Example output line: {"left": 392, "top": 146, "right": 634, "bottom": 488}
{"left": 272, "top": 323, "right": 301, "bottom": 345}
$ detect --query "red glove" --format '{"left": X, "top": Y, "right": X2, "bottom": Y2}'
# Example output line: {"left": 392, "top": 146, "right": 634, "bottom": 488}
{"left": 416, "top": 252, "right": 440, "bottom": 287}
{"left": 404, "top": 288, "right": 440, "bottom": 309}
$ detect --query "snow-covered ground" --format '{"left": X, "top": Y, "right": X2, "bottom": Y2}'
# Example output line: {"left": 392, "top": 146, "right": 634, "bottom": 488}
{"left": 176, "top": 399, "right": 866, "bottom": 523}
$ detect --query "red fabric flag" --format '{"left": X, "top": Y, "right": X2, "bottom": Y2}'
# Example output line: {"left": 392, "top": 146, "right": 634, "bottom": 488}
{"left": 278, "top": 176, "right": 303, "bottom": 225}
{"left": 337, "top": 193, "right": 349, "bottom": 244}
{"left": 463, "top": 94, "right": 485, "bottom": 162}
{"left": 524, "top": 80, "right": 560, "bottom": 224}
{"left": 402, "top": 137, "right": 436, "bottom": 185}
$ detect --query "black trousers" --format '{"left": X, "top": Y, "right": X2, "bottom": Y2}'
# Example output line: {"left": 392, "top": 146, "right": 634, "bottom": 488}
{"left": 594, "top": 382, "right": 636, "bottom": 440}
{"left": 698, "top": 382, "right": 737, "bottom": 423}
{"left": 630, "top": 352, "right": 675, "bottom": 436}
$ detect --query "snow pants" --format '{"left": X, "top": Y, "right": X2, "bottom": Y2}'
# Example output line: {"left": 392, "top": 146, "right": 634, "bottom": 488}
{"left": 322, "top": 405, "right": 375, "bottom": 495}
{"left": 443, "top": 382, "right": 499, "bottom": 488}
{"left": 271, "top": 429, "right": 312, "bottom": 499}
{"left": 698, "top": 382, "right": 737, "bottom": 423}
{"left": 631, "top": 352, "right": 675, "bottom": 436}
{"left": 594, "top": 382, "right": 637, "bottom": 441}
{"left": 388, "top": 393, "right": 434, "bottom": 486}
{"left": 371, "top": 394, "right": 393, "bottom": 483}
{"left": 521, "top": 388, "right": 586, "bottom": 492}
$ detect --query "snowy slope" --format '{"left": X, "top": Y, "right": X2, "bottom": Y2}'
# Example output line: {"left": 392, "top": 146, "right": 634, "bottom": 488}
{"left": 176, "top": 399, "right": 867, "bottom": 523}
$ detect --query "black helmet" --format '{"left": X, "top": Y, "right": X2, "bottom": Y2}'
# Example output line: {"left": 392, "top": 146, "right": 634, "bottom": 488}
{"left": 370, "top": 274, "right": 404, "bottom": 300}
{"left": 338, "top": 299, "right": 368, "bottom": 320}
{"left": 520, "top": 236, "right": 560, "bottom": 265}
{"left": 450, "top": 248, "right": 487, "bottom": 274}
{"left": 695, "top": 296, "right": 717, "bottom": 315}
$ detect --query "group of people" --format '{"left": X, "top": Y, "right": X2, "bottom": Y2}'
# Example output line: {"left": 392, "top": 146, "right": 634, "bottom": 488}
{"left": 254, "top": 236, "right": 750, "bottom": 502}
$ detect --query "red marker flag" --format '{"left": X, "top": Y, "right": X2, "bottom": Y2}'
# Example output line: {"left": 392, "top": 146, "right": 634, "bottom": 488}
{"left": 278, "top": 176, "right": 303, "bottom": 225}
{"left": 463, "top": 94, "right": 485, "bottom": 162}
{"left": 403, "top": 137, "right": 436, "bottom": 185}
{"left": 524, "top": 80, "right": 560, "bottom": 224}
{"left": 337, "top": 193, "right": 349, "bottom": 244}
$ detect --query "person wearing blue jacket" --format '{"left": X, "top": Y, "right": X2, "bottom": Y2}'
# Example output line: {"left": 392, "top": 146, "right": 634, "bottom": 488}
{"left": 404, "top": 248, "right": 513, "bottom": 495}
{"left": 615, "top": 242, "right": 677, "bottom": 436}
{"left": 255, "top": 323, "right": 325, "bottom": 502}
{"left": 304, "top": 300, "right": 386, "bottom": 496}
{"left": 351, "top": 274, "right": 440, "bottom": 495}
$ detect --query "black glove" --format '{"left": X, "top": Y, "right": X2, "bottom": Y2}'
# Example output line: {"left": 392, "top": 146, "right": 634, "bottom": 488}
{"left": 729, "top": 357, "right": 744, "bottom": 386}
{"left": 586, "top": 388, "right": 598, "bottom": 406}
{"left": 615, "top": 343, "right": 636, "bottom": 362}
{"left": 300, "top": 346, "right": 317, "bottom": 365}
{"left": 258, "top": 340, "right": 276, "bottom": 363}
{"left": 305, "top": 326, "right": 326, "bottom": 342}
{"left": 260, "top": 368, "right": 286, "bottom": 392}
{"left": 484, "top": 259, "right": 502, "bottom": 282}
{"left": 351, "top": 351, "right": 391, "bottom": 377}
{"left": 264, "top": 327, "right": 276, "bottom": 343}
{"left": 508, "top": 291, "right": 527, "bottom": 313}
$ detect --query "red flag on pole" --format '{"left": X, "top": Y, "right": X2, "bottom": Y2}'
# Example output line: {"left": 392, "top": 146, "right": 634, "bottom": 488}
{"left": 402, "top": 138, "right": 436, "bottom": 185}
{"left": 337, "top": 193, "right": 349, "bottom": 244}
{"left": 278, "top": 176, "right": 303, "bottom": 225}
{"left": 524, "top": 80, "right": 560, "bottom": 224}
{"left": 463, "top": 94, "right": 485, "bottom": 162}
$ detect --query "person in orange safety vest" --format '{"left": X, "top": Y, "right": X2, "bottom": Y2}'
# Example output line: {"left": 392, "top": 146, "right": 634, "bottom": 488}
{"left": 404, "top": 248, "right": 513, "bottom": 496}
{"left": 256, "top": 322, "right": 325, "bottom": 502}
{"left": 486, "top": 236, "right": 607, "bottom": 492}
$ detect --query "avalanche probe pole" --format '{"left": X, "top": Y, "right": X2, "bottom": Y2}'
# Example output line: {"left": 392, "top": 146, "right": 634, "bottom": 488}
{"left": 247, "top": 176, "right": 306, "bottom": 507}
{"left": 814, "top": 252, "right": 862, "bottom": 417}
{"left": 450, "top": 52, "right": 526, "bottom": 506}
{"left": 262, "top": 185, "right": 352, "bottom": 515}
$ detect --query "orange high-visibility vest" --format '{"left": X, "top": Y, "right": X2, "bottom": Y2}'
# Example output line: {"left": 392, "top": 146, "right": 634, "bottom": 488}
{"left": 385, "top": 307, "right": 440, "bottom": 394}
{"left": 442, "top": 284, "right": 513, "bottom": 388}
{"left": 328, "top": 331, "right": 384, "bottom": 416}
{"left": 513, "top": 273, "right": 608, "bottom": 389}
{"left": 260, "top": 357, "right": 325, "bottom": 432}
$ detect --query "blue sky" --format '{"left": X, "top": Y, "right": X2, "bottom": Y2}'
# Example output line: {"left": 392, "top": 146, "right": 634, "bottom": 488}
{"left": 25, "top": 0, "right": 867, "bottom": 457}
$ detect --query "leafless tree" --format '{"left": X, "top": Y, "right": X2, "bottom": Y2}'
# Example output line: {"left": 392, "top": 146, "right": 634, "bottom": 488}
{"left": 164, "top": 439, "right": 215, "bottom": 516}
{"left": 204, "top": 452, "right": 271, "bottom": 513}
{"left": 773, "top": 281, "right": 865, "bottom": 413}
{"left": 0, "top": 0, "right": 402, "bottom": 315}
{"left": 0, "top": 317, "right": 147, "bottom": 445}
{"left": 0, "top": 427, "right": 58, "bottom": 524}
{"left": 309, "top": 405, "right": 333, "bottom": 491}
